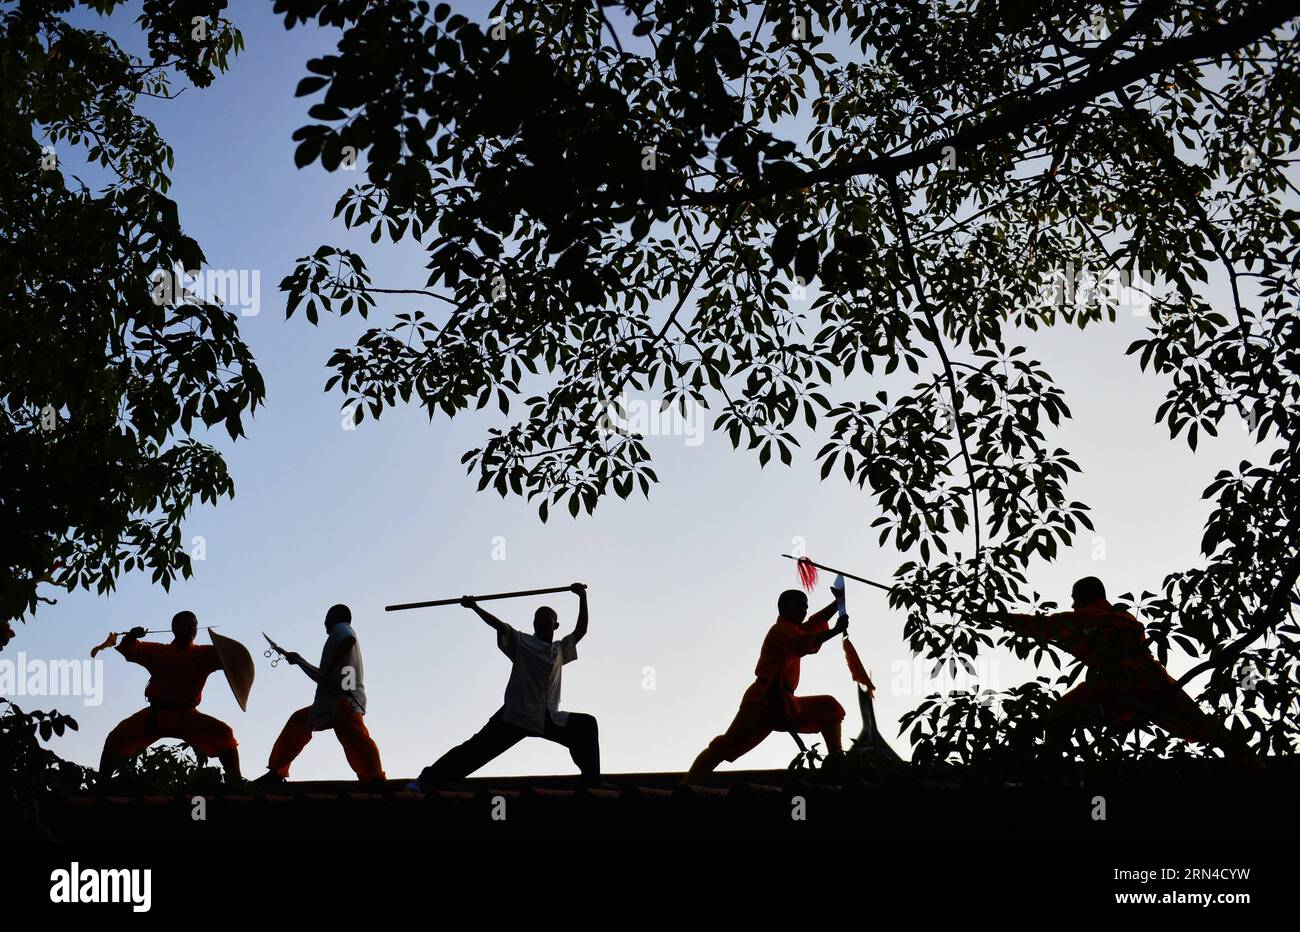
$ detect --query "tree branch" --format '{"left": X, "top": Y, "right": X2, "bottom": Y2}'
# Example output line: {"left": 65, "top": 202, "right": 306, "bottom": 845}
{"left": 687, "top": 1, "right": 1298, "bottom": 206}
{"left": 1177, "top": 522, "right": 1300, "bottom": 687}
{"left": 601, "top": 206, "right": 742, "bottom": 407}
{"left": 1113, "top": 86, "right": 1252, "bottom": 352}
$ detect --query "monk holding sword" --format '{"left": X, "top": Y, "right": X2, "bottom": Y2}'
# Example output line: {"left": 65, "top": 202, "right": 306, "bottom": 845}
{"left": 99, "top": 611, "right": 242, "bottom": 784}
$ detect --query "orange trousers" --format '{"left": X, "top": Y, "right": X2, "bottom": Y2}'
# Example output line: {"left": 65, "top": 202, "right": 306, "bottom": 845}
{"left": 707, "top": 694, "right": 845, "bottom": 762}
{"left": 267, "top": 699, "right": 386, "bottom": 782}
{"left": 1051, "top": 678, "right": 1228, "bottom": 745}
{"left": 103, "top": 706, "right": 238, "bottom": 759}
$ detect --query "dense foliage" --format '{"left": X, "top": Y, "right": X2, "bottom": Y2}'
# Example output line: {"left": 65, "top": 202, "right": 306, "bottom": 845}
{"left": 0, "top": 698, "right": 87, "bottom": 837}
{"left": 0, "top": 697, "right": 217, "bottom": 837}
{"left": 0, "top": 0, "right": 263, "bottom": 627}
{"left": 269, "top": 0, "right": 1299, "bottom": 760}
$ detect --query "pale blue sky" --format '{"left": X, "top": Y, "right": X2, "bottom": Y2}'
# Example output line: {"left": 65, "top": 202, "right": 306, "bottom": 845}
{"left": 12, "top": 0, "right": 1261, "bottom": 780}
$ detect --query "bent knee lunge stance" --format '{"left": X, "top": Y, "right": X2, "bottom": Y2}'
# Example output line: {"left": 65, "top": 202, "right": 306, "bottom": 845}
{"left": 418, "top": 584, "right": 604, "bottom": 789}
{"left": 257, "top": 604, "right": 386, "bottom": 789}
{"left": 99, "top": 611, "right": 242, "bottom": 784}
{"left": 996, "top": 576, "right": 1257, "bottom": 766}
{"left": 683, "top": 585, "right": 848, "bottom": 786}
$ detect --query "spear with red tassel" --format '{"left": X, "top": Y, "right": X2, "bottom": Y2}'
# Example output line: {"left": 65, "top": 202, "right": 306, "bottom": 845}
{"left": 787, "top": 554, "right": 900, "bottom": 599}
{"left": 783, "top": 553, "right": 1013, "bottom": 633}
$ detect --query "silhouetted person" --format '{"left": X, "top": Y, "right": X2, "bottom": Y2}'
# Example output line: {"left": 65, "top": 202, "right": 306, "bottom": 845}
{"left": 416, "top": 584, "right": 602, "bottom": 789}
{"left": 1001, "top": 576, "right": 1256, "bottom": 763}
{"left": 257, "top": 604, "right": 386, "bottom": 789}
{"left": 100, "top": 611, "right": 242, "bottom": 783}
{"left": 682, "top": 586, "right": 847, "bottom": 786}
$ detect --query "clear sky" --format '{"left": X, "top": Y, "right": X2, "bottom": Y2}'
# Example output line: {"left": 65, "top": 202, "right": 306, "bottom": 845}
{"left": 11, "top": 0, "right": 1262, "bottom": 781}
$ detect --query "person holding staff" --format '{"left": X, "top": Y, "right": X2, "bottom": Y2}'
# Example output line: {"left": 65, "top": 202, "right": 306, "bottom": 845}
{"left": 416, "top": 583, "right": 603, "bottom": 789}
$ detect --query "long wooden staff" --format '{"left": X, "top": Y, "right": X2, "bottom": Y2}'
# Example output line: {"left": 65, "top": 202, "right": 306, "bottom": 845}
{"left": 782, "top": 554, "right": 1017, "bottom": 632}
{"left": 385, "top": 585, "right": 581, "bottom": 613}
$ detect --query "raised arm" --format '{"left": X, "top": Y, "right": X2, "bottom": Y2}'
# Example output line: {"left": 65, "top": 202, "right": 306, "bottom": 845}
{"left": 462, "top": 597, "right": 510, "bottom": 635}
{"left": 571, "top": 583, "right": 588, "bottom": 643}
{"left": 777, "top": 613, "right": 849, "bottom": 657}
{"left": 114, "top": 626, "right": 151, "bottom": 665}
{"left": 805, "top": 598, "right": 840, "bottom": 630}
{"left": 805, "top": 584, "right": 849, "bottom": 637}
{"left": 784, "top": 589, "right": 849, "bottom": 655}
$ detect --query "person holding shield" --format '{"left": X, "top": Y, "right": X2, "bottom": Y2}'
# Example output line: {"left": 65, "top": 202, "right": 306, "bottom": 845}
{"left": 681, "top": 584, "right": 849, "bottom": 786}
{"left": 99, "top": 611, "right": 242, "bottom": 784}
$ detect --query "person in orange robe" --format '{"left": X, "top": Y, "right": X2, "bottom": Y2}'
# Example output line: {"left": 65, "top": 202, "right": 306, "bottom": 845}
{"left": 682, "top": 586, "right": 848, "bottom": 785}
{"left": 1001, "top": 576, "right": 1253, "bottom": 761}
{"left": 100, "top": 611, "right": 242, "bottom": 782}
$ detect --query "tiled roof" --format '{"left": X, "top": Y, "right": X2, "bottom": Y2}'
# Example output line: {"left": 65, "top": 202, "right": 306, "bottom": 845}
{"left": 28, "top": 692, "right": 1298, "bottom": 844}
{"left": 41, "top": 758, "right": 1296, "bottom": 844}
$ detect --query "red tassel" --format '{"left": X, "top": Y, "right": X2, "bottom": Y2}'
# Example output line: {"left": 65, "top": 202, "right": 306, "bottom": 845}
{"left": 843, "top": 637, "right": 875, "bottom": 695}
{"left": 796, "top": 557, "right": 819, "bottom": 591}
